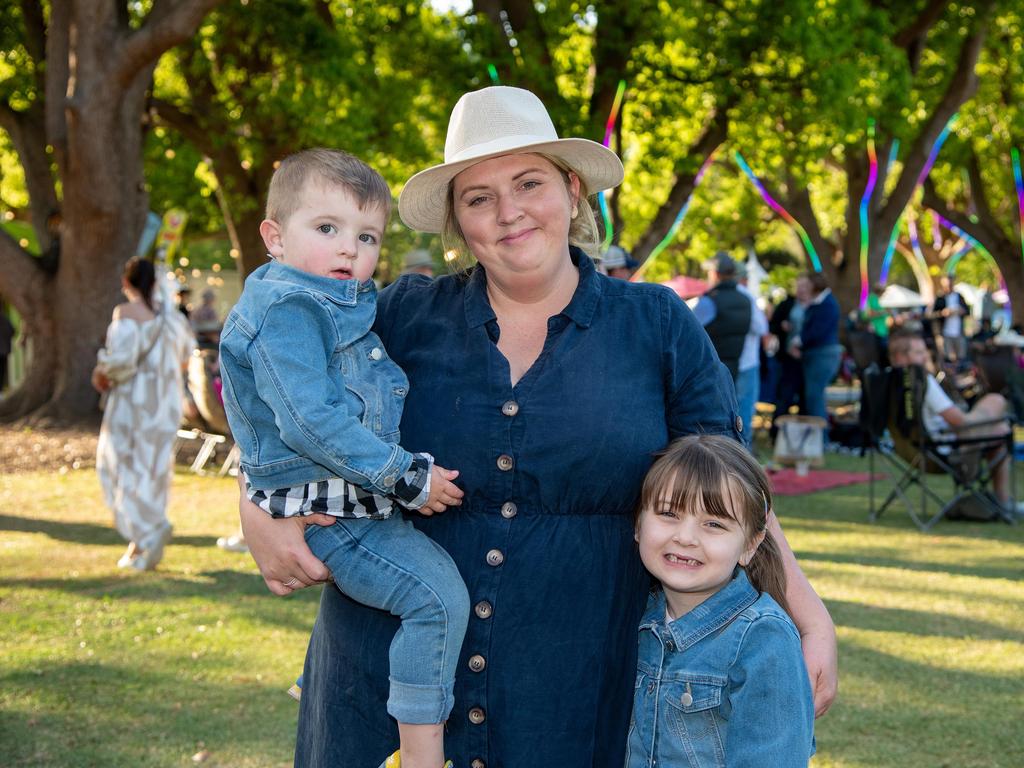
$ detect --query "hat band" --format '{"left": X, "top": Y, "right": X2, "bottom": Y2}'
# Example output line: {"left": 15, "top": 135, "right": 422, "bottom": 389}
{"left": 446, "top": 134, "right": 560, "bottom": 165}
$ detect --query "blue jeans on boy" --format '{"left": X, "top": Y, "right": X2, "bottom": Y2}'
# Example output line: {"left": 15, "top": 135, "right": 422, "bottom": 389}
{"left": 305, "top": 515, "right": 469, "bottom": 724}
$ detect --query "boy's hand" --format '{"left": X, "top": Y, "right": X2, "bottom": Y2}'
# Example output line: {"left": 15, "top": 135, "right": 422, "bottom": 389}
{"left": 419, "top": 465, "right": 463, "bottom": 516}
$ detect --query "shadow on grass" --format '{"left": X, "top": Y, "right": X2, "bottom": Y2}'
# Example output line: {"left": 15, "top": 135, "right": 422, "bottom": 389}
{"left": 0, "top": 567, "right": 294, "bottom": 595}
{"left": 821, "top": 642, "right": 1024, "bottom": 767}
{"left": 0, "top": 513, "right": 212, "bottom": 548}
{"left": 827, "top": 597, "right": 1023, "bottom": 642}
{"left": 797, "top": 548, "right": 1023, "bottom": 582}
{"left": 0, "top": 660, "right": 298, "bottom": 768}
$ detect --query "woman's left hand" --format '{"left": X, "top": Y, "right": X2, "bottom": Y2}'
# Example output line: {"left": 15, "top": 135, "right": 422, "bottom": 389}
{"left": 800, "top": 622, "right": 838, "bottom": 717}
{"left": 91, "top": 367, "right": 112, "bottom": 393}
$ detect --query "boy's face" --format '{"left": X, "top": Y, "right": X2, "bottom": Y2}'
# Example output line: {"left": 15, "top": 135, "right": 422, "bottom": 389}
{"left": 260, "top": 181, "right": 386, "bottom": 282}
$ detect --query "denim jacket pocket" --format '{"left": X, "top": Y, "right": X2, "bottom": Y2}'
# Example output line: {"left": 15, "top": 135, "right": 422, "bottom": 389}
{"left": 338, "top": 335, "right": 408, "bottom": 440}
{"left": 663, "top": 676, "right": 727, "bottom": 768}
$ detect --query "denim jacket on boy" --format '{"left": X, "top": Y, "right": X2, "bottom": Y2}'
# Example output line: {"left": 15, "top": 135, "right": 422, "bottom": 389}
{"left": 626, "top": 568, "right": 815, "bottom": 768}
{"left": 219, "top": 260, "right": 422, "bottom": 497}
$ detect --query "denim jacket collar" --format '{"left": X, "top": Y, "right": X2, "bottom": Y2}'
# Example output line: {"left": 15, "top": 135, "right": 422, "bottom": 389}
{"left": 463, "top": 246, "right": 602, "bottom": 330}
{"left": 639, "top": 568, "right": 760, "bottom": 651}
{"left": 260, "top": 259, "right": 375, "bottom": 307}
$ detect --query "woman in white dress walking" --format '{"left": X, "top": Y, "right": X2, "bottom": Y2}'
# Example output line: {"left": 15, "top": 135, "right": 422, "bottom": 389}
{"left": 92, "top": 257, "right": 194, "bottom": 571}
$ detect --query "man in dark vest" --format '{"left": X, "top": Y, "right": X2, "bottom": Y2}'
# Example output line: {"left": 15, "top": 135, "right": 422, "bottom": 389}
{"left": 692, "top": 252, "right": 753, "bottom": 381}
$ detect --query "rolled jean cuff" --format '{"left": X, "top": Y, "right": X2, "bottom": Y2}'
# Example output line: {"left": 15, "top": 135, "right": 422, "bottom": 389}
{"left": 386, "top": 678, "right": 455, "bottom": 725}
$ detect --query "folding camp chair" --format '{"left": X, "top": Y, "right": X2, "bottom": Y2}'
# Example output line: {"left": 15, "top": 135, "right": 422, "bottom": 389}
{"left": 861, "top": 365, "right": 1016, "bottom": 531}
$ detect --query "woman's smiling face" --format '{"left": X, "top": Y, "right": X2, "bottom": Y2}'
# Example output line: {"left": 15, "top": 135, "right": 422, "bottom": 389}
{"left": 451, "top": 153, "right": 579, "bottom": 280}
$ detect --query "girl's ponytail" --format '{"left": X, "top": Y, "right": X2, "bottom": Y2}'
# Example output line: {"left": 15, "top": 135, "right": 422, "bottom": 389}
{"left": 744, "top": 528, "right": 789, "bottom": 616}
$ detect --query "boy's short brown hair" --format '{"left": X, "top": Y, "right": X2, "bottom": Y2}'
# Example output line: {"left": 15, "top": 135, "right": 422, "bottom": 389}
{"left": 266, "top": 148, "right": 392, "bottom": 224}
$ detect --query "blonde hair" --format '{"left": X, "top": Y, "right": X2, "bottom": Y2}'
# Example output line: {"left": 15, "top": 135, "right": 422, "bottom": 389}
{"left": 637, "top": 435, "right": 789, "bottom": 614}
{"left": 266, "top": 148, "right": 392, "bottom": 225}
{"left": 440, "top": 152, "right": 601, "bottom": 271}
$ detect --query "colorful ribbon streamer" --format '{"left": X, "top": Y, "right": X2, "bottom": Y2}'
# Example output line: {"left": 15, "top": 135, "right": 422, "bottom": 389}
{"left": 858, "top": 120, "right": 879, "bottom": 308}
{"left": 932, "top": 211, "right": 993, "bottom": 259}
{"left": 878, "top": 215, "right": 903, "bottom": 286}
{"left": 734, "top": 151, "right": 822, "bottom": 272}
{"left": 1012, "top": 147, "right": 1024, "bottom": 264}
{"left": 915, "top": 113, "right": 957, "bottom": 189}
{"left": 597, "top": 80, "right": 627, "bottom": 249}
{"left": 644, "top": 150, "right": 719, "bottom": 264}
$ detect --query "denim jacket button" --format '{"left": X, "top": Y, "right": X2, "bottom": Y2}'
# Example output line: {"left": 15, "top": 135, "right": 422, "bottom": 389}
{"left": 471, "top": 760, "right": 486, "bottom": 768}
{"left": 486, "top": 549, "right": 505, "bottom": 567}
{"left": 497, "top": 454, "right": 514, "bottom": 471}
{"left": 664, "top": 639, "right": 675, "bottom": 652}
{"left": 501, "top": 400, "right": 519, "bottom": 417}
{"left": 681, "top": 691, "right": 693, "bottom": 707}
{"left": 500, "top": 502, "right": 517, "bottom": 518}
{"left": 468, "top": 707, "right": 486, "bottom": 724}
{"left": 474, "top": 600, "right": 493, "bottom": 619}
{"left": 369, "top": 347, "right": 383, "bottom": 361}
{"left": 468, "top": 654, "right": 486, "bottom": 672}
{"left": 735, "top": 414, "right": 743, "bottom": 433}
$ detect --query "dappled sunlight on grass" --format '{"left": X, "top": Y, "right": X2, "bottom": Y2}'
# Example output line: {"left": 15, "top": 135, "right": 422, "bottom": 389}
{"left": 2, "top": 452, "right": 1023, "bottom": 766}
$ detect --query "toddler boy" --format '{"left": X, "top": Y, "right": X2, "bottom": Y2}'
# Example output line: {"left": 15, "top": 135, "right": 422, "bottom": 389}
{"left": 220, "top": 149, "right": 467, "bottom": 768}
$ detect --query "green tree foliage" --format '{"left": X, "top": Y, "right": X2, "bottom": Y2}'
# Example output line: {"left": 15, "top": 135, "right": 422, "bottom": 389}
{"left": 149, "top": 0, "right": 478, "bottom": 279}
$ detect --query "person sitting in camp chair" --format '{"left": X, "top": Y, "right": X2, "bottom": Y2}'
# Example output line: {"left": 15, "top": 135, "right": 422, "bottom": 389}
{"left": 887, "top": 327, "right": 1018, "bottom": 517}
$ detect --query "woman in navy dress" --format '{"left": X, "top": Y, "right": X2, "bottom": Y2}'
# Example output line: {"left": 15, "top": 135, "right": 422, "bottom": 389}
{"left": 239, "top": 87, "right": 837, "bottom": 767}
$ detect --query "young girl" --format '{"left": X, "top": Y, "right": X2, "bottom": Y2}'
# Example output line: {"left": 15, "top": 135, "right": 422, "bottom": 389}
{"left": 627, "top": 435, "right": 815, "bottom": 767}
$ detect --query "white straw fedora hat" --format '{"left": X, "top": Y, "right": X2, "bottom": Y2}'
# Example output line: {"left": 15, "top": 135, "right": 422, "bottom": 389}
{"left": 399, "top": 86, "right": 624, "bottom": 233}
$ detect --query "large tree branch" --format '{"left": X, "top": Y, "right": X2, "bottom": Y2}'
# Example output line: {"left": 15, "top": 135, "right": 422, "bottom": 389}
{"left": 632, "top": 107, "right": 731, "bottom": 263}
{"left": 20, "top": 1, "right": 47, "bottom": 95}
{"left": 43, "top": 0, "right": 70, "bottom": 170}
{"left": 893, "top": 0, "right": 947, "bottom": 71}
{"left": 112, "top": 0, "right": 224, "bottom": 89}
{"left": 922, "top": 178, "right": 1015, "bottom": 257}
{"left": 877, "top": 11, "right": 990, "bottom": 236}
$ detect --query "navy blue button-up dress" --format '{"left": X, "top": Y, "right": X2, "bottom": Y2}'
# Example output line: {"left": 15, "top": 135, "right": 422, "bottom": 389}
{"left": 295, "top": 250, "right": 740, "bottom": 768}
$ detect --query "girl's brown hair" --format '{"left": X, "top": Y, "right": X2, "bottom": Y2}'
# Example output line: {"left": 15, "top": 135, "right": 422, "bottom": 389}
{"left": 637, "top": 435, "right": 789, "bottom": 614}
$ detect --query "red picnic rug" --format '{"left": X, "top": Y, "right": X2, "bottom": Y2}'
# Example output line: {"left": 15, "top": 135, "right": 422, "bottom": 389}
{"left": 768, "top": 468, "right": 883, "bottom": 496}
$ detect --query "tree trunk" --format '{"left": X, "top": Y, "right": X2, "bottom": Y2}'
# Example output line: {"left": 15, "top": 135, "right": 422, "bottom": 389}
{"left": 0, "top": 0, "right": 223, "bottom": 424}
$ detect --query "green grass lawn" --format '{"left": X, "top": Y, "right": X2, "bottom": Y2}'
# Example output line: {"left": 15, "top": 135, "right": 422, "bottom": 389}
{"left": 1, "top": 456, "right": 1022, "bottom": 767}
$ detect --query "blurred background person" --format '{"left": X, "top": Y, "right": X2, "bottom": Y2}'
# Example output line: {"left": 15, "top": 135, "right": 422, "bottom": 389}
{"left": 601, "top": 244, "right": 638, "bottom": 280}
{"left": 401, "top": 248, "right": 435, "bottom": 278}
{"left": 92, "top": 257, "right": 195, "bottom": 571}
{"left": 0, "top": 307, "right": 14, "bottom": 393}
{"left": 190, "top": 287, "right": 223, "bottom": 348}
{"left": 931, "top": 275, "right": 967, "bottom": 366}
{"left": 790, "top": 272, "right": 841, "bottom": 421}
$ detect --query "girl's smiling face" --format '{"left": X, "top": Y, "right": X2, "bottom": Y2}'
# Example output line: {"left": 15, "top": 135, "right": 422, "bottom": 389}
{"left": 635, "top": 481, "right": 764, "bottom": 619}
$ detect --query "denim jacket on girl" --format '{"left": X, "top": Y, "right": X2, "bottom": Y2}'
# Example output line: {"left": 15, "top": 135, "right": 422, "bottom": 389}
{"left": 219, "top": 260, "right": 416, "bottom": 494}
{"left": 626, "top": 569, "right": 814, "bottom": 768}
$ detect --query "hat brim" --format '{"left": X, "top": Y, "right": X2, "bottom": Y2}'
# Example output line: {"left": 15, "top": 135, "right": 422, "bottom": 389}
{"left": 398, "top": 138, "right": 624, "bottom": 233}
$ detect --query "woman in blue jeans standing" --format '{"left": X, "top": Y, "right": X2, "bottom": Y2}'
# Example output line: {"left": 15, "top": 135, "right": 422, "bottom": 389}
{"left": 237, "top": 87, "right": 838, "bottom": 767}
{"left": 793, "top": 272, "right": 842, "bottom": 420}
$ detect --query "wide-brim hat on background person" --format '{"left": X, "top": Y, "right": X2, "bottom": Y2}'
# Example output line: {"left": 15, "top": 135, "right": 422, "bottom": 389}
{"left": 402, "top": 248, "right": 435, "bottom": 272}
{"left": 399, "top": 86, "right": 624, "bottom": 233}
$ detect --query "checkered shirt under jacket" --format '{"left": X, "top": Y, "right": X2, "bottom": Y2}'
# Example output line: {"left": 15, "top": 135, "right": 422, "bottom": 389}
{"left": 246, "top": 453, "right": 432, "bottom": 520}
